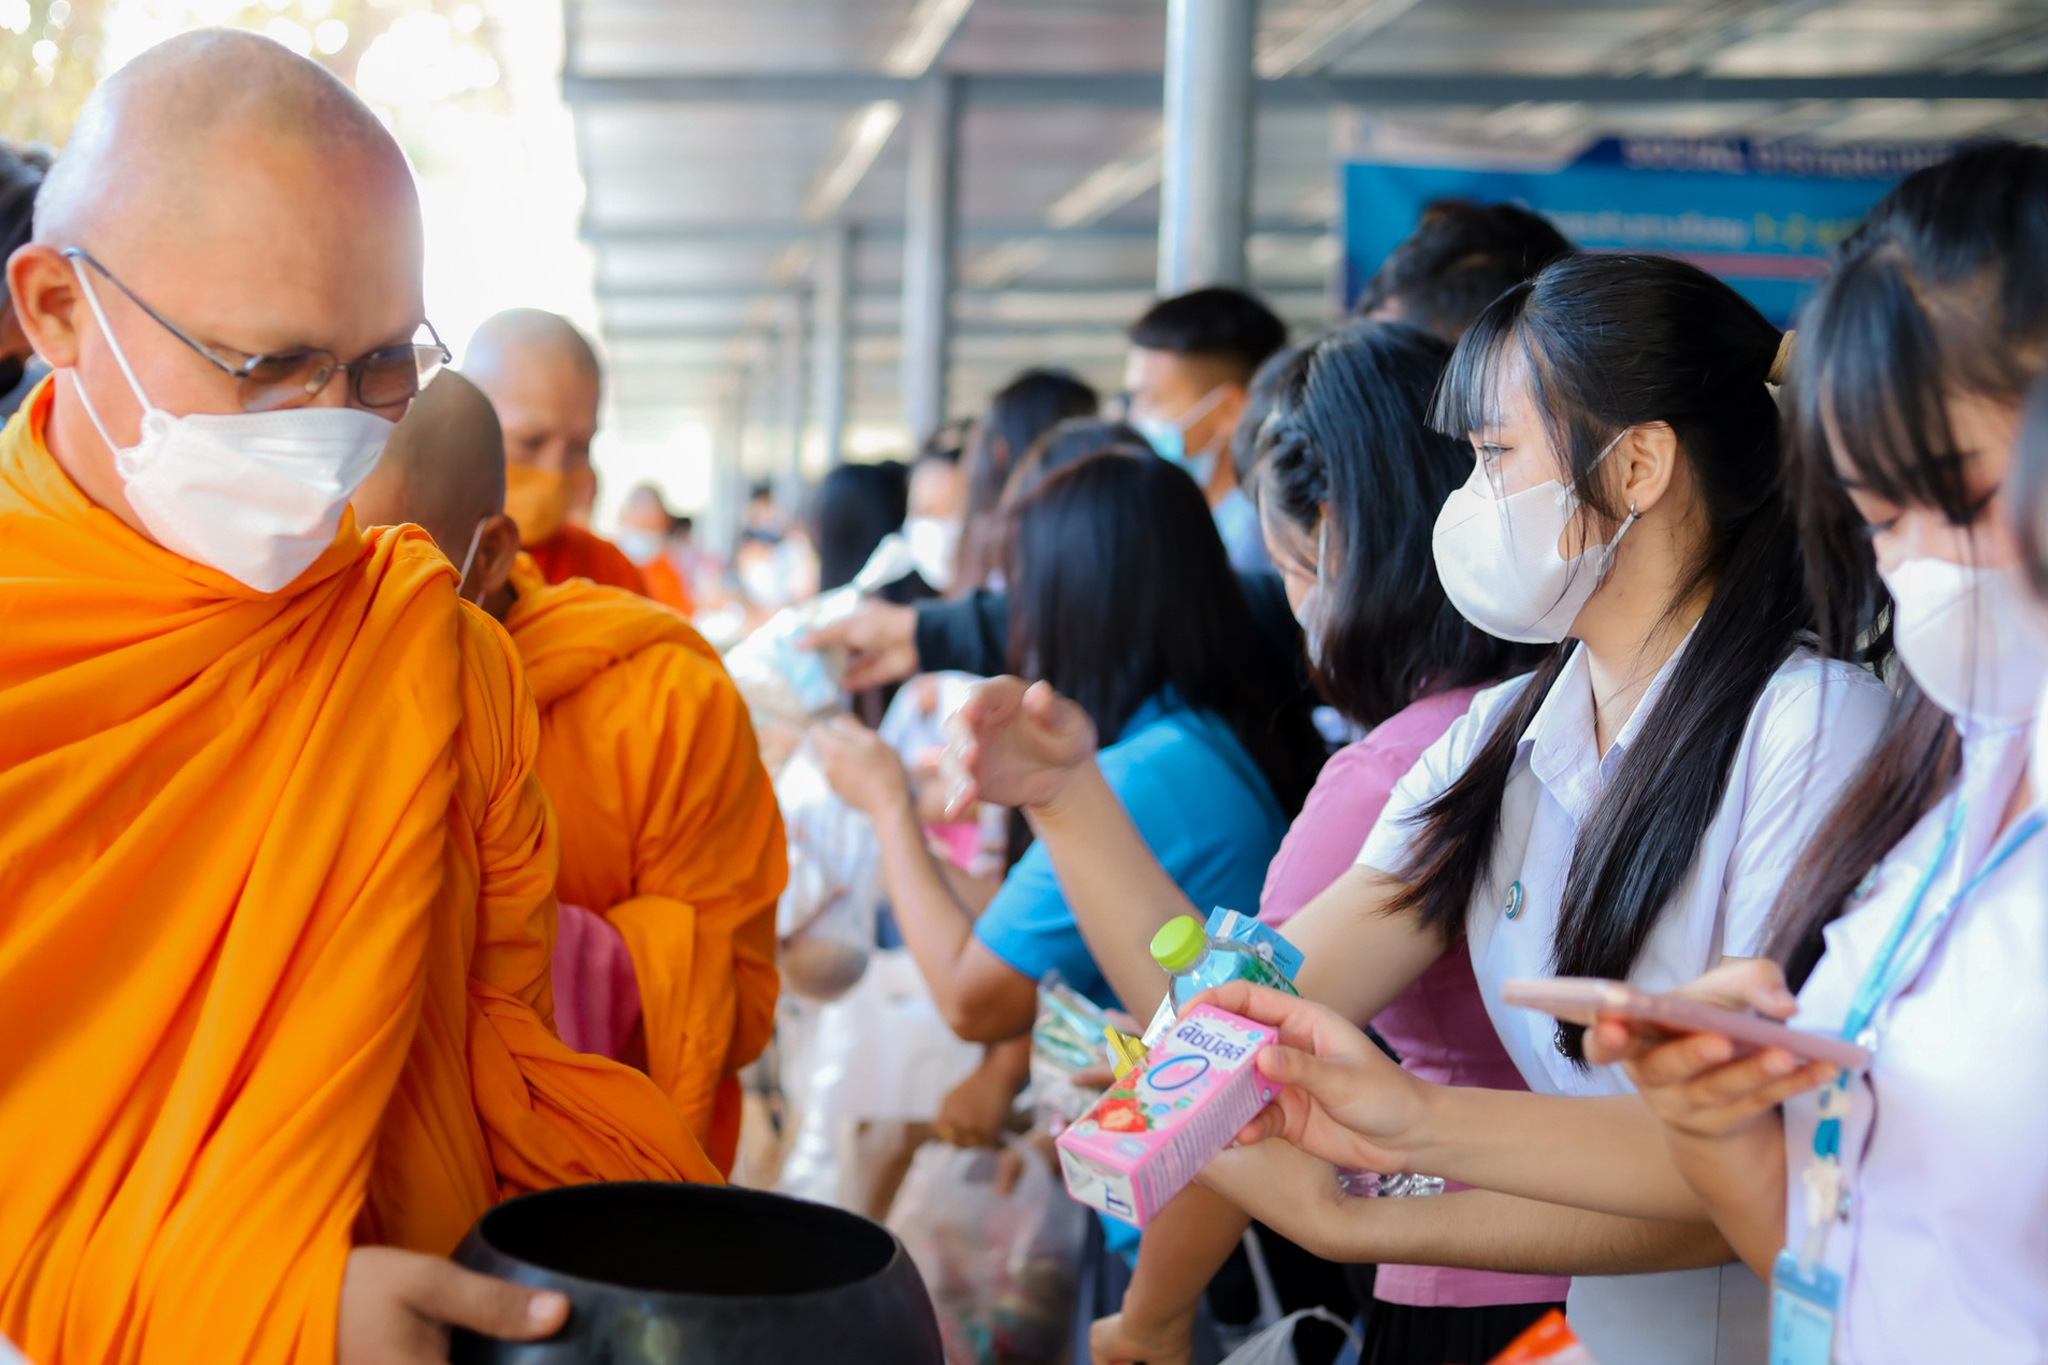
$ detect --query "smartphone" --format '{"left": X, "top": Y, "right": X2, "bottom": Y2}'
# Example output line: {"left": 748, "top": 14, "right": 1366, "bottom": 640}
{"left": 1501, "top": 977, "right": 1871, "bottom": 1071}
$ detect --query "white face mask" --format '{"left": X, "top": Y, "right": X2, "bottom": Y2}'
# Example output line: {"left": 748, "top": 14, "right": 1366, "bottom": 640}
{"left": 905, "top": 514, "right": 962, "bottom": 592}
{"left": 67, "top": 264, "right": 394, "bottom": 593}
{"left": 1431, "top": 432, "right": 1637, "bottom": 645}
{"left": 1293, "top": 521, "right": 1330, "bottom": 666}
{"left": 615, "top": 528, "right": 664, "bottom": 567}
{"left": 1883, "top": 557, "right": 2048, "bottom": 726}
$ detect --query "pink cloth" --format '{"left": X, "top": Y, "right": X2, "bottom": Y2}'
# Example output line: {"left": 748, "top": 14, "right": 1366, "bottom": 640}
{"left": 1260, "top": 688, "right": 1570, "bottom": 1310}
{"left": 550, "top": 902, "right": 644, "bottom": 1061}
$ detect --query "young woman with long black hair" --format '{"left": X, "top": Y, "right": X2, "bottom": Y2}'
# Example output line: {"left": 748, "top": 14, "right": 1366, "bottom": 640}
{"left": 948, "top": 253, "right": 1892, "bottom": 1365}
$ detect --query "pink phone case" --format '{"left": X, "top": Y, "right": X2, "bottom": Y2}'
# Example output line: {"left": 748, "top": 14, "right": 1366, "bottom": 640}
{"left": 1501, "top": 977, "right": 1871, "bottom": 1071}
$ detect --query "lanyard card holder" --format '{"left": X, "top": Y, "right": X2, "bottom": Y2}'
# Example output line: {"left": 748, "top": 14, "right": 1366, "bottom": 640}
{"left": 1771, "top": 1249, "right": 1842, "bottom": 1365}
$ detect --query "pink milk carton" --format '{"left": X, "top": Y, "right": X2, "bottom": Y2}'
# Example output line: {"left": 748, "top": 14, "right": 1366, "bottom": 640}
{"left": 1054, "top": 1004, "right": 1278, "bottom": 1228}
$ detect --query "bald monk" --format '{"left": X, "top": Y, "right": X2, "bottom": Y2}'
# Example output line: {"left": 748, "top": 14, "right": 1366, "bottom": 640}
{"left": 618, "top": 482, "right": 696, "bottom": 614}
{"left": 0, "top": 32, "right": 715, "bottom": 1365}
{"left": 464, "top": 308, "right": 646, "bottom": 595}
{"left": 356, "top": 372, "right": 787, "bottom": 1174}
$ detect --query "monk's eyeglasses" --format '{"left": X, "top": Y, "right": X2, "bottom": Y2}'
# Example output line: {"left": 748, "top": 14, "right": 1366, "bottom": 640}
{"left": 63, "top": 247, "right": 451, "bottom": 413}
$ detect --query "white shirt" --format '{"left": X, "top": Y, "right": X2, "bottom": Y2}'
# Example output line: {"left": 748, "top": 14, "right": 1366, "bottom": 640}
{"left": 1784, "top": 719, "right": 2048, "bottom": 1365}
{"left": 1357, "top": 642, "right": 1892, "bottom": 1365}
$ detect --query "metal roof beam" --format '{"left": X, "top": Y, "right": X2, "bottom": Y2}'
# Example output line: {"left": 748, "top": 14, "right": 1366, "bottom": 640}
{"left": 582, "top": 218, "right": 1329, "bottom": 246}
{"left": 563, "top": 71, "right": 2048, "bottom": 107}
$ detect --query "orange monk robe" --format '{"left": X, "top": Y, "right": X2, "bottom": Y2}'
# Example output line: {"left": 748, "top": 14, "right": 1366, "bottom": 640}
{"left": 525, "top": 522, "right": 648, "bottom": 596}
{"left": 0, "top": 382, "right": 714, "bottom": 1365}
{"left": 505, "top": 556, "right": 785, "bottom": 1174}
{"left": 640, "top": 552, "right": 695, "bottom": 616}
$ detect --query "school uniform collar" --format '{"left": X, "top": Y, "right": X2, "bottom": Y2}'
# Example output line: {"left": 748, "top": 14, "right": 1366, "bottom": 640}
{"left": 1521, "top": 628, "right": 1698, "bottom": 822}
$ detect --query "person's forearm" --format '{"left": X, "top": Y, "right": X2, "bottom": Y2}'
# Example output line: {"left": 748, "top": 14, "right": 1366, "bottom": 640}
{"left": 1661, "top": 1120, "right": 1788, "bottom": 1278}
{"left": 871, "top": 801, "right": 979, "bottom": 1016}
{"left": 1403, "top": 1088, "right": 1709, "bottom": 1223}
{"left": 1118, "top": 1183, "right": 1254, "bottom": 1334}
{"left": 1200, "top": 1142, "right": 1732, "bottom": 1278}
{"left": 982, "top": 1034, "right": 1033, "bottom": 1094}
{"left": 1025, "top": 763, "right": 1200, "bottom": 1018}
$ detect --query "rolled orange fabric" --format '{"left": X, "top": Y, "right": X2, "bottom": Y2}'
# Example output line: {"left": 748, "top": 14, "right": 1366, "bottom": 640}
{"left": 0, "top": 381, "right": 713, "bottom": 1365}
{"left": 507, "top": 555, "right": 786, "bottom": 1174}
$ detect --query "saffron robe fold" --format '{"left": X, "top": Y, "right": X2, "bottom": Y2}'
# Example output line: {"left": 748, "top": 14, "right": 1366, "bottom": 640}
{"left": 524, "top": 524, "right": 647, "bottom": 597}
{"left": 506, "top": 557, "right": 785, "bottom": 1173}
{"left": 0, "top": 382, "right": 713, "bottom": 1365}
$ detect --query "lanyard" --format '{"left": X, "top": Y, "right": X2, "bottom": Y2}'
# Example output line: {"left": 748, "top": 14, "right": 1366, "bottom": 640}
{"left": 1802, "top": 799, "right": 2044, "bottom": 1262}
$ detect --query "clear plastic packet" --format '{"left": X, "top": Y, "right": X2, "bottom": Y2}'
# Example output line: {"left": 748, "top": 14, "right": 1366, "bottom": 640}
{"left": 724, "top": 533, "right": 922, "bottom": 730}
{"left": 1028, "top": 974, "right": 1112, "bottom": 1125}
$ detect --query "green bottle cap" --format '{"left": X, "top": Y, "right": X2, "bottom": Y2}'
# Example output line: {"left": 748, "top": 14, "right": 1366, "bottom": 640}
{"left": 1151, "top": 915, "right": 1208, "bottom": 973}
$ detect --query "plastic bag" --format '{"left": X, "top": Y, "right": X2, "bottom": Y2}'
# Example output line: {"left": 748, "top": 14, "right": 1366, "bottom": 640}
{"left": 725, "top": 533, "right": 921, "bottom": 729}
{"left": 1216, "top": 1229, "right": 1360, "bottom": 1365}
{"left": 774, "top": 737, "right": 881, "bottom": 1002}
{"left": 1216, "top": 1310, "right": 1361, "bottom": 1365}
{"left": 887, "top": 1139, "right": 1085, "bottom": 1365}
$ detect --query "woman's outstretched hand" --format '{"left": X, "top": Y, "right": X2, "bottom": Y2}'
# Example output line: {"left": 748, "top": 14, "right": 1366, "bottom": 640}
{"left": 941, "top": 677, "right": 1098, "bottom": 818}
{"left": 1192, "top": 981, "right": 1430, "bottom": 1177}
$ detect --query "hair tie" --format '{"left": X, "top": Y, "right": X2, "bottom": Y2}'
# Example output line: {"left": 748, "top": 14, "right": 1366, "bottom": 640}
{"left": 1768, "top": 330, "right": 1796, "bottom": 387}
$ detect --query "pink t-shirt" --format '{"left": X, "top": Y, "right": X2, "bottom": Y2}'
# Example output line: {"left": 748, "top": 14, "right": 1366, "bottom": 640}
{"left": 1260, "top": 688, "right": 1570, "bottom": 1310}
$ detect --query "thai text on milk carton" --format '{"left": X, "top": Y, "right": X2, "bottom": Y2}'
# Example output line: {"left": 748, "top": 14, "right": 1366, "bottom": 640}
{"left": 1055, "top": 1004, "right": 1278, "bottom": 1228}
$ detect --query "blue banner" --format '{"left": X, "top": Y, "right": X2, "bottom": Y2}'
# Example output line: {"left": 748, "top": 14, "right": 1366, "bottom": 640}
{"left": 1342, "top": 137, "right": 1955, "bottom": 324}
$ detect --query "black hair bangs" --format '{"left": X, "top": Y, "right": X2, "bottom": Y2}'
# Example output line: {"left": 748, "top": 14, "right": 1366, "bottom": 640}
{"left": 1428, "top": 281, "right": 1530, "bottom": 443}
{"left": 1795, "top": 247, "right": 1977, "bottom": 523}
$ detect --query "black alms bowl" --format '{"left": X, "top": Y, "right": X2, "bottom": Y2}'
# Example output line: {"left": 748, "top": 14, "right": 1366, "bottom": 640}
{"left": 447, "top": 1182, "right": 944, "bottom": 1365}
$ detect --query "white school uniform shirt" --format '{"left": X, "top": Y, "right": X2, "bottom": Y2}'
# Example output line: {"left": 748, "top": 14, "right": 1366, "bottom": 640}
{"left": 1357, "top": 641, "right": 1891, "bottom": 1365}
{"left": 1783, "top": 718, "right": 2048, "bottom": 1365}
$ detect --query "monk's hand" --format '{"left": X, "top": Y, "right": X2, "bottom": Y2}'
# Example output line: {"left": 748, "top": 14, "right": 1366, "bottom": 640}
{"left": 1192, "top": 982, "right": 1427, "bottom": 1177}
{"left": 339, "top": 1246, "right": 568, "bottom": 1364}
{"left": 942, "top": 677, "right": 1097, "bottom": 818}
{"left": 1585, "top": 959, "right": 1835, "bottom": 1140}
{"left": 800, "top": 601, "right": 919, "bottom": 691}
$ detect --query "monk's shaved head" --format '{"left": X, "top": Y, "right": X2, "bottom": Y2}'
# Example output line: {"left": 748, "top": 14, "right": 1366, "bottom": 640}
{"left": 35, "top": 29, "right": 404, "bottom": 251}
{"left": 466, "top": 309, "right": 600, "bottom": 393}
{"left": 9, "top": 29, "right": 432, "bottom": 538}
{"left": 355, "top": 371, "right": 505, "bottom": 555}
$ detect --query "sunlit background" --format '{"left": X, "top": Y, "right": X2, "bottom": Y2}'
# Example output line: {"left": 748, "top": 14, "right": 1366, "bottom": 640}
{"left": 5, "top": 0, "right": 712, "bottom": 530}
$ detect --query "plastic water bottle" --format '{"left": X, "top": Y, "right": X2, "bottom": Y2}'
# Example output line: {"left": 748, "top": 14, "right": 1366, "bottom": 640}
{"left": 1150, "top": 914, "right": 1299, "bottom": 1013}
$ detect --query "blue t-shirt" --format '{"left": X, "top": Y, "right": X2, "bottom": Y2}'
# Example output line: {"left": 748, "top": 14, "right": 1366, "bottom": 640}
{"left": 974, "top": 694, "right": 1289, "bottom": 1015}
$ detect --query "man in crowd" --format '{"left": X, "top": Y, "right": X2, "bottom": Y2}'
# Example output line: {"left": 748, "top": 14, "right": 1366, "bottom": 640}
{"left": 0, "top": 32, "right": 715, "bottom": 1363}
{"left": 465, "top": 307, "right": 647, "bottom": 595}
{"left": 355, "top": 372, "right": 788, "bottom": 1177}
{"left": 1122, "top": 285, "right": 1289, "bottom": 574}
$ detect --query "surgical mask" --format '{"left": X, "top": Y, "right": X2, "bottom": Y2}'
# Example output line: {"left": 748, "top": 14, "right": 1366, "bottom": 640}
{"left": 1883, "top": 557, "right": 2048, "bottom": 725}
{"left": 1293, "top": 521, "right": 1330, "bottom": 666}
{"left": 504, "top": 464, "right": 568, "bottom": 546}
{"left": 905, "top": 514, "right": 961, "bottom": 592}
{"left": 616, "top": 528, "right": 664, "bottom": 566}
{"left": 1431, "top": 432, "right": 1638, "bottom": 644}
{"left": 67, "top": 264, "right": 392, "bottom": 593}
{"left": 1135, "top": 386, "right": 1226, "bottom": 490}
